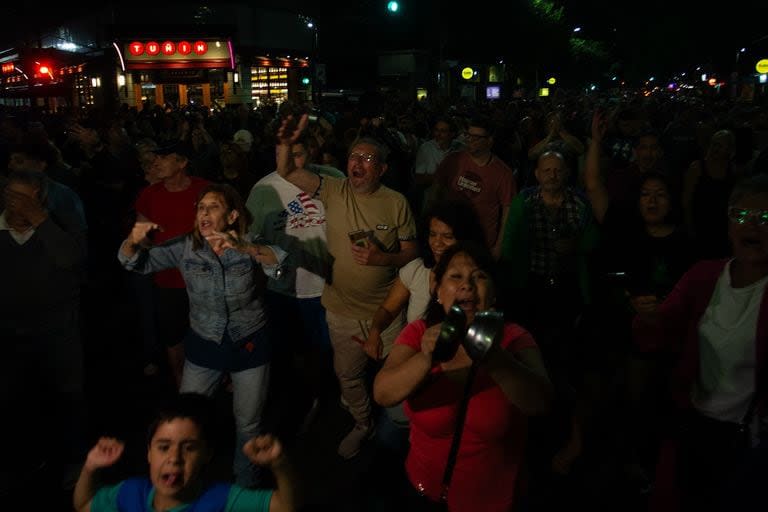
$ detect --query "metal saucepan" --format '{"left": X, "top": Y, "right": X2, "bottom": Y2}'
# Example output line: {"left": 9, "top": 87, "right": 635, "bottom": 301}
{"left": 463, "top": 310, "right": 504, "bottom": 362}
{"left": 433, "top": 305, "right": 466, "bottom": 362}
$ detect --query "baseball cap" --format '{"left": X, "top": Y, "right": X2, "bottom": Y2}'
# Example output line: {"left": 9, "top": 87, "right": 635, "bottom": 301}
{"left": 233, "top": 129, "right": 253, "bottom": 152}
{"left": 151, "top": 140, "right": 193, "bottom": 159}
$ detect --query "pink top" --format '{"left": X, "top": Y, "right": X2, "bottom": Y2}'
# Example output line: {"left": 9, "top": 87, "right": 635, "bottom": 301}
{"left": 397, "top": 320, "right": 537, "bottom": 512}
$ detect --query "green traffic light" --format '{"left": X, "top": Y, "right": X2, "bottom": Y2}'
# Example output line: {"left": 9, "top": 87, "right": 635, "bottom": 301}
{"left": 387, "top": 1, "right": 399, "bottom": 13}
{"left": 301, "top": 77, "right": 310, "bottom": 85}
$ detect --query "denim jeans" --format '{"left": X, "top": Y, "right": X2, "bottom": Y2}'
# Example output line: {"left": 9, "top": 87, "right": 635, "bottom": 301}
{"left": 180, "top": 359, "right": 271, "bottom": 487}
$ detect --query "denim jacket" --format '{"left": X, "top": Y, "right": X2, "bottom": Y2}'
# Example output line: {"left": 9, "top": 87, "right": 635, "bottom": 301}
{"left": 118, "top": 234, "right": 286, "bottom": 343}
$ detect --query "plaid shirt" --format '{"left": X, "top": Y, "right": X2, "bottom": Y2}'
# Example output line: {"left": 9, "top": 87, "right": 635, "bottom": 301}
{"left": 528, "top": 188, "right": 585, "bottom": 277}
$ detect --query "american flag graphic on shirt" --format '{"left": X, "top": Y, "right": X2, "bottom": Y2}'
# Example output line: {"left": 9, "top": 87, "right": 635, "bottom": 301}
{"left": 286, "top": 192, "right": 324, "bottom": 229}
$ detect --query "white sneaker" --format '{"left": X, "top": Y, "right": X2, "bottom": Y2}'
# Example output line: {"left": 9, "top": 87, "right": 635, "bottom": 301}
{"left": 337, "top": 423, "right": 374, "bottom": 459}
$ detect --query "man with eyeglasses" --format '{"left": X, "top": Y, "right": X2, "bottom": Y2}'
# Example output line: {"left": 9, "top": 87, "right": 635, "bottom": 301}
{"left": 275, "top": 115, "right": 418, "bottom": 459}
{"left": 430, "top": 116, "right": 516, "bottom": 259}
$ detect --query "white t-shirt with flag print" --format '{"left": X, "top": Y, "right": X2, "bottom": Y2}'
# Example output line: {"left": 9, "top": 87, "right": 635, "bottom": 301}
{"left": 247, "top": 166, "right": 343, "bottom": 298}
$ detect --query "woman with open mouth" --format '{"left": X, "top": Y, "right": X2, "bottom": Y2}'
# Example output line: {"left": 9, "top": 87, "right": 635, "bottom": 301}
{"left": 633, "top": 173, "right": 768, "bottom": 511}
{"left": 373, "top": 242, "right": 553, "bottom": 511}
{"left": 118, "top": 183, "right": 285, "bottom": 488}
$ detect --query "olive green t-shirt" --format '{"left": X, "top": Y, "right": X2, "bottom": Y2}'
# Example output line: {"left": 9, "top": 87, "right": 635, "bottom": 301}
{"left": 319, "top": 176, "right": 416, "bottom": 319}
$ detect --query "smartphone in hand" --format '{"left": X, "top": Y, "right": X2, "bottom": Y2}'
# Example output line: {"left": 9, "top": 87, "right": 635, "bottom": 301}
{"left": 348, "top": 229, "right": 371, "bottom": 248}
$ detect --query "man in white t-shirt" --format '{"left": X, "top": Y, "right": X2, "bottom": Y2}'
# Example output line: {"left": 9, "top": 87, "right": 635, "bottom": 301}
{"left": 247, "top": 136, "right": 344, "bottom": 435}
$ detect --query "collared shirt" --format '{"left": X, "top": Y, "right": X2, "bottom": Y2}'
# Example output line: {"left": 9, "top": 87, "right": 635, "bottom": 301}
{"left": 528, "top": 189, "right": 583, "bottom": 277}
{"left": 0, "top": 212, "right": 35, "bottom": 245}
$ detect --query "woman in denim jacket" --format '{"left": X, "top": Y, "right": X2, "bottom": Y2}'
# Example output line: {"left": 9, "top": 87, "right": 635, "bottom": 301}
{"left": 118, "top": 183, "right": 286, "bottom": 487}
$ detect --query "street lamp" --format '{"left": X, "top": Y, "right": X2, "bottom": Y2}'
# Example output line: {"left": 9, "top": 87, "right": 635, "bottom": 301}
{"left": 299, "top": 15, "right": 320, "bottom": 104}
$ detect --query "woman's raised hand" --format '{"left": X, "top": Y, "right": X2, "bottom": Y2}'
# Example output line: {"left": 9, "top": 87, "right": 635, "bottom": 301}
{"left": 129, "top": 221, "right": 161, "bottom": 247}
{"left": 206, "top": 230, "right": 247, "bottom": 254}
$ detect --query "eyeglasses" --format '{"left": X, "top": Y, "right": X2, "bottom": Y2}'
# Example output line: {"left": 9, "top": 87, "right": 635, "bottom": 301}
{"left": 348, "top": 152, "right": 378, "bottom": 163}
{"left": 727, "top": 207, "right": 768, "bottom": 226}
{"left": 464, "top": 132, "right": 490, "bottom": 141}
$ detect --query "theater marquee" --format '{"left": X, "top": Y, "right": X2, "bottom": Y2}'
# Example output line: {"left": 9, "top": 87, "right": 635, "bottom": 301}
{"left": 114, "top": 38, "right": 234, "bottom": 70}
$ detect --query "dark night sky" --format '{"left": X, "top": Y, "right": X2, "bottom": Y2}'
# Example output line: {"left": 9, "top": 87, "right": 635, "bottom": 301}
{"left": 1, "top": 1, "right": 765, "bottom": 84}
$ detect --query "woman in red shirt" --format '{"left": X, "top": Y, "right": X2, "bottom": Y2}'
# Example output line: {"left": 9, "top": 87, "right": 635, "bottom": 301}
{"left": 374, "top": 242, "right": 553, "bottom": 511}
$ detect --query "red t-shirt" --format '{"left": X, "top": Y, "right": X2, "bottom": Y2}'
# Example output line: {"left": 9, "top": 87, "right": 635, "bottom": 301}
{"left": 434, "top": 151, "right": 516, "bottom": 248}
{"left": 134, "top": 177, "right": 209, "bottom": 288}
{"left": 398, "top": 320, "right": 537, "bottom": 512}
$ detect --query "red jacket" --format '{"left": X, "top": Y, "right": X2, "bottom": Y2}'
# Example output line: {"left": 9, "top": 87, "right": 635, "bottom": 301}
{"left": 632, "top": 259, "right": 768, "bottom": 511}
{"left": 633, "top": 258, "right": 768, "bottom": 412}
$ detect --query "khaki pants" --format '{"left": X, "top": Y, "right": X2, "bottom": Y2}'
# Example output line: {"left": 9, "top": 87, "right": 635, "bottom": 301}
{"left": 325, "top": 309, "right": 404, "bottom": 427}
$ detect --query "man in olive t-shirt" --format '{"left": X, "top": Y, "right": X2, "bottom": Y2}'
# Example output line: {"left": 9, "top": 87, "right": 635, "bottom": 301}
{"left": 276, "top": 121, "right": 417, "bottom": 460}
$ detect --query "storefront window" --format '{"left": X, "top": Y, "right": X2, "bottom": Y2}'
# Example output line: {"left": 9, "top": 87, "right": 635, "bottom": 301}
{"left": 141, "top": 83, "right": 157, "bottom": 107}
{"left": 250, "top": 66, "right": 288, "bottom": 105}
{"left": 187, "top": 84, "right": 204, "bottom": 105}
{"left": 163, "top": 84, "right": 179, "bottom": 108}
{"left": 210, "top": 70, "right": 225, "bottom": 107}
{"left": 77, "top": 74, "right": 95, "bottom": 106}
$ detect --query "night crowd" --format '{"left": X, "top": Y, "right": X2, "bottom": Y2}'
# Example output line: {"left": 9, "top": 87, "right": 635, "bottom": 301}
{"left": 1, "top": 88, "right": 767, "bottom": 511}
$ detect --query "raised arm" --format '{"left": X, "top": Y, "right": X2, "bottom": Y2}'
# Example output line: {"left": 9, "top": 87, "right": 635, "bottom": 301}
{"left": 117, "top": 221, "right": 184, "bottom": 274}
{"left": 584, "top": 111, "right": 610, "bottom": 224}
{"left": 242, "top": 435, "right": 299, "bottom": 512}
{"left": 206, "top": 230, "right": 282, "bottom": 266}
{"left": 73, "top": 438, "right": 125, "bottom": 512}
{"left": 119, "top": 220, "right": 162, "bottom": 259}
{"left": 275, "top": 114, "right": 322, "bottom": 196}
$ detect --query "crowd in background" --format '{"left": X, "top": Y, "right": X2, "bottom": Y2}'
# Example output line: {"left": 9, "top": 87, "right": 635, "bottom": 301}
{"left": 2, "top": 87, "right": 768, "bottom": 511}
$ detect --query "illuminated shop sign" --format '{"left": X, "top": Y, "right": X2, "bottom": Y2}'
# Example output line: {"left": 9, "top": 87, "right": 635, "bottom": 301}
{"left": 117, "top": 38, "right": 233, "bottom": 70}
{"left": 128, "top": 40, "right": 209, "bottom": 57}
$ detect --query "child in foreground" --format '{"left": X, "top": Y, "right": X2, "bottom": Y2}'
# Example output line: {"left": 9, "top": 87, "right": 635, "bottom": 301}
{"left": 73, "top": 393, "right": 298, "bottom": 512}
